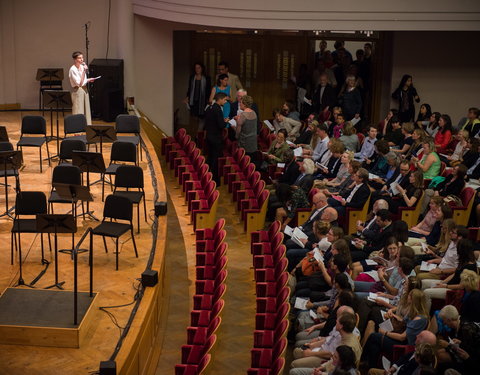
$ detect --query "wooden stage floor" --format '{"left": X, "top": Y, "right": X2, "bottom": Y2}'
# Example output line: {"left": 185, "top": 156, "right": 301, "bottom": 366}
{"left": 0, "top": 111, "right": 160, "bottom": 374}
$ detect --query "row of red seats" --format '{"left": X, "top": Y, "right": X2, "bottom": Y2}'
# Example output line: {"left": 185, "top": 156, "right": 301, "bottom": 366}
{"left": 161, "top": 128, "right": 220, "bottom": 231}
{"left": 218, "top": 147, "right": 270, "bottom": 234}
{"left": 247, "top": 221, "right": 289, "bottom": 375}
{"left": 174, "top": 219, "right": 228, "bottom": 375}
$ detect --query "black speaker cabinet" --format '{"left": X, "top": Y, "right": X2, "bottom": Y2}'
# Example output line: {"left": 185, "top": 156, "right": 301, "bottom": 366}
{"left": 89, "top": 59, "right": 124, "bottom": 122}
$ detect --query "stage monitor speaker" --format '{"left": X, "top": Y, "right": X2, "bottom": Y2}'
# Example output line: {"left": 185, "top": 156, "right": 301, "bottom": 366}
{"left": 155, "top": 202, "right": 167, "bottom": 216}
{"left": 141, "top": 270, "right": 158, "bottom": 287}
{"left": 89, "top": 59, "right": 124, "bottom": 122}
{"left": 99, "top": 360, "right": 116, "bottom": 375}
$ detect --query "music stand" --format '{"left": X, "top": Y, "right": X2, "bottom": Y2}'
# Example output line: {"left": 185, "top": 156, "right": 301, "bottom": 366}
{"left": 53, "top": 183, "right": 93, "bottom": 255}
{"left": 86, "top": 125, "right": 117, "bottom": 155}
{"left": 36, "top": 214, "right": 76, "bottom": 290}
{"left": 43, "top": 90, "right": 72, "bottom": 157}
{"left": 0, "top": 150, "right": 23, "bottom": 219}
{"left": 72, "top": 151, "right": 106, "bottom": 221}
{"left": 36, "top": 68, "right": 64, "bottom": 114}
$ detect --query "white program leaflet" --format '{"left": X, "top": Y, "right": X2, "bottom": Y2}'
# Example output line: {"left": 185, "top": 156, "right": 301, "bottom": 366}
{"left": 420, "top": 261, "right": 437, "bottom": 271}
{"left": 294, "top": 147, "right": 303, "bottom": 157}
{"left": 390, "top": 182, "right": 400, "bottom": 196}
{"left": 277, "top": 163, "right": 285, "bottom": 168}
{"left": 421, "top": 242, "right": 429, "bottom": 253}
{"left": 365, "top": 259, "right": 378, "bottom": 266}
{"left": 284, "top": 225, "right": 294, "bottom": 237}
{"left": 286, "top": 140, "right": 295, "bottom": 146}
{"left": 369, "top": 173, "right": 380, "bottom": 180}
{"left": 382, "top": 356, "right": 391, "bottom": 371}
{"left": 291, "top": 227, "right": 309, "bottom": 248}
{"left": 228, "top": 118, "right": 237, "bottom": 127}
{"left": 350, "top": 117, "right": 361, "bottom": 126}
{"left": 309, "top": 309, "right": 317, "bottom": 319}
{"left": 379, "top": 319, "right": 394, "bottom": 332}
{"left": 294, "top": 297, "right": 308, "bottom": 310}
{"left": 362, "top": 270, "right": 380, "bottom": 282}
{"left": 313, "top": 248, "right": 324, "bottom": 263}
{"left": 263, "top": 120, "right": 275, "bottom": 131}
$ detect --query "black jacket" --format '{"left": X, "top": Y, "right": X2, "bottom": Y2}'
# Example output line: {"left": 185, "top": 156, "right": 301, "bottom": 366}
{"left": 312, "top": 84, "right": 337, "bottom": 113}
{"left": 204, "top": 103, "right": 226, "bottom": 144}
{"left": 277, "top": 161, "right": 301, "bottom": 185}
{"left": 341, "top": 183, "right": 370, "bottom": 209}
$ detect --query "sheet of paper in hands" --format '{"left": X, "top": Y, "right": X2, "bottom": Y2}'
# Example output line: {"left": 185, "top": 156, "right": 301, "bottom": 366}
{"left": 309, "top": 309, "right": 317, "bottom": 319}
{"left": 284, "top": 225, "right": 294, "bottom": 237}
{"left": 263, "top": 120, "right": 275, "bottom": 131}
{"left": 382, "top": 356, "right": 391, "bottom": 371}
{"left": 369, "top": 173, "right": 380, "bottom": 180}
{"left": 277, "top": 163, "right": 285, "bottom": 168}
{"left": 421, "top": 242, "right": 430, "bottom": 253}
{"left": 228, "top": 119, "right": 237, "bottom": 127}
{"left": 420, "top": 261, "right": 437, "bottom": 272}
{"left": 294, "top": 297, "right": 308, "bottom": 310}
{"left": 390, "top": 182, "right": 400, "bottom": 196}
{"left": 291, "top": 227, "right": 308, "bottom": 248}
{"left": 286, "top": 140, "right": 295, "bottom": 146}
{"left": 368, "top": 292, "right": 390, "bottom": 304}
{"left": 351, "top": 117, "right": 361, "bottom": 126}
{"left": 294, "top": 147, "right": 303, "bottom": 157}
{"left": 362, "top": 270, "right": 380, "bottom": 282}
{"left": 379, "top": 318, "right": 394, "bottom": 332}
{"left": 313, "top": 248, "right": 324, "bottom": 263}
{"left": 365, "top": 259, "right": 378, "bottom": 266}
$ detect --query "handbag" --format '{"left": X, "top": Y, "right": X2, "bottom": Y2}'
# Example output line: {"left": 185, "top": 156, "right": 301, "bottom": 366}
{"left": 301, "top": 256, "right": 321, "bottom": 276}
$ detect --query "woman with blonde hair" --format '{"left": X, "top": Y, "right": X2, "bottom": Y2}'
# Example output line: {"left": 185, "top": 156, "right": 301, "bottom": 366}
{"left": 325, "top": 151, "right": 354, "bottom": 188}
{"left": 459, "top": 269, "right": 480, "bottom": 323}
{"left": 405, "top": 127, "right": 426, "bottom": 160}
{"left": 339, "top": 122, "right": 359, "bottom": 152}
{"left": 412, "top": 137, "right": 441, "bottom": 179}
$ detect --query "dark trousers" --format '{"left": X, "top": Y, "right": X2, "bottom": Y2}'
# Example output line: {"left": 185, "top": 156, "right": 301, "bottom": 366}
{"left": 206, "top": 140, "right": 223, "bottom": 185}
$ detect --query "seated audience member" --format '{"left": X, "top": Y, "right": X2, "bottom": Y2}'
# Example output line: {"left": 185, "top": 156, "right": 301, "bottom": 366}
{"left": 275, "top": 183, "right": 310, "bottom": 231}
{"left": 442, "top": 130, "right": 469, "bottom": 166}
{"left": 354, "top": 199, "right": 388, "bottom": 241}
{"left": 294, "top": 158, "right": 316, "bottom": 193}
{"left": 339, "top": 122, "right": 359, "bottom": 152}
{"left": 413, "top": 216, "right": 456, "bottom": 258}
{"left": 361, "top": 289, "right": 429, "bottom": 368}
{"left": 286, "top": 220, "right": 331, "bottom": 273}
{"left": 433, "top": 304, "right": 480, "bottom": 374}
{"left": 384, "top": 116, "right": 405, "bottom": 147}
{"left": 434, "top": 114, "right": 453, "bottom": 154}
{"left": 299, "top": 192, "right": 330, "bottom": 234}
{"left": 308, "top": 123, "right": 330, "bottom": 162}
{"left": 294, "top": 275, "right": 354, "bottom": 336}
{"left": 422, "top": 164, "right": 466, "bottom": 211}
{"left": 460, "top": 107, "right": 480, "bottom": 137}
{"left": 354, "top": 126, "right": 377, "bottom": 162}
{"left": 321, "top": 160, "right": 360, "bottom": 197}
{"left": 416, "top": 103, "right": 433, "bottom": 128}
{"left": 422, "top": 238, "right": 477, "bottom": 300}
{"left": 404, "top": 128, "right": 426, "bottom": 160}
{"left": 371, "top": 160, "right": 411, "bottom": 204}
{"left": 425, "top": 111, "right": 440, "bottom": 138}
{"left": 314, "top": 139, "right": 345, "bottom": 180}
{"left": 292, "top": 344, "right": 359, "bottom": 375}
{"left": 367, "top": 331, "right": 437, "bottom": 375}
{"left": 327, "top": 167, "right": 370, "bottom": 217}
{"left": 265, "top": 129, "right": 290, "bottom": 165}
{"left": 379, "top": 108, "right": 397, "bottom": 137}
{"left": 369, "top": 150, "right": 399, "bottom": 190}
{"left": 392, "top": 122, "right": 415, "bottom": 155}
{"left": 319, "top": 207, "right": 338, "bottom": 226}
{"left": 350, "top": 209, "right": 393, "bottom": 262}
{"left": 276, "top": 148, "right": 301, "bottom": 185}
{"left": 386, "top": 170, "right": 423, "bottom": 214}
{"left": 459, "top": 270, "right": 480, "bottom": 323}
{"left": 415, "top": 225, "right": 469, "bottom": 284}
{"left": 322, "top": 151, "right": 353, "bottom": 189}
{"left": 408, "top": 196, "right": 444, "bottom": 240}
{"left": 466, "top": 144, "right": 480, "bottom": 179}
{"left": 411, "top": 137, "right": 441, "bottom": 179}
{"left": 459, "top": 137, "right": 480, "bottom": 170}
{"left": 295, "top": 117, "right": 317, "bottom": 146}
{"left": 332, "top": 113, "right": 346, "bottom": 139}
{"left": 291, "top": 312, "right": 361, "bottom": 371}
{"left": 273, "top": 103, "right": 302, "bottom": 140}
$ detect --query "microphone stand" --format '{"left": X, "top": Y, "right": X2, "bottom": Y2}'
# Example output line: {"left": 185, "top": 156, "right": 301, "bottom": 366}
{"left": 84, "top": 22, "right": 90, "bottom": 66}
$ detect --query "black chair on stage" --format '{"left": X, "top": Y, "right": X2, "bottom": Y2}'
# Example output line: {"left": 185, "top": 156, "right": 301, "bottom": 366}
{"left": 16, "top": 115, "right": 50, "bottom": 172}
{"left": 48, "top": 164, "right": 85, "bottom": 217}
{"left": 102, "top": 141, "right": 137, "bottom": 200}
{"left": 115, "top": 114, "right": 142, "bottom": 161}
{"left": 11, "top": 191, "right": 49, "bottom": 269}
{"left": 90, "top": 194, "right": 138, "bottom": 270}
{"left": 0, "top": 141, "right": 20, "bottom": 187}
{"left": 58, "top": 139, "right": 86, "bottom": 165}
{"left": 113, "top": 165, "right": 147, "bottom": 233}
{"left": 64, "top": 114, "right": 97, "bottom": 151}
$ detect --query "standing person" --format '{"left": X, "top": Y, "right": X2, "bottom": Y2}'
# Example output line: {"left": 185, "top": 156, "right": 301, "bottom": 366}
{"left": 184, "top": 62, "right": 211, "bottom": 131}
{"left": 392, "top": 74, "right": 420, "bottom": 123}
{"left": 209, "top": 74, "right": 231, "bottom": 119}
{"left": 204, "top": 92, "right": 227, "bottom": 184}
{"left": 234, "top": 95, "right": 257, "bottom": 157}
{"left": 338, "top": 76, "right": 362, "bottom": 123}
{"left": 217, "top": 61, "right": 243, "bottom": 93}
{"left": 69, "top": 51, "right": 94, "bottom": 124}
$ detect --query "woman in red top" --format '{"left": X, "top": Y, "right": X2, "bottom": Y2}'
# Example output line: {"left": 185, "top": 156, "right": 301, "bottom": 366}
{"left": 434, "top": 114, "right": 453, "bottom": 154}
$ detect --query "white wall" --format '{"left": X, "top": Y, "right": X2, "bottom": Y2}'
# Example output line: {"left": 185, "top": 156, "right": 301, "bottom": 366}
{"left": 390, "top": 31, "right": 480, "bottom": 125}
{"left": 133, "top": 15, "right": 175, "bottom": 135}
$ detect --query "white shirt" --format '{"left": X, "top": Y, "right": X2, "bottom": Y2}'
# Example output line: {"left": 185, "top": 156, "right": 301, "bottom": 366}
{"left": 355, "top": 137, "right": 377, "bottom": 161}
{"left": 69, "top": 64, "right": 87, "bottom": 88}
{"left": 439, "top": 241, "right": 458, "bottom": 270}
{"left": 313, "top": 136, "right": 329, "bottom": 161}
{"left": 321, "top": 326, "right": 361, "bottom": 353}
{"left": 346, "top": 183, "right": 363, "bottom": 203}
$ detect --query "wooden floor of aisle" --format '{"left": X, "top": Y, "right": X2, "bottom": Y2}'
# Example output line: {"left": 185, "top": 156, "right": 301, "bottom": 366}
{"left": 155, "top": 159, "right": 258, "bottom": 374}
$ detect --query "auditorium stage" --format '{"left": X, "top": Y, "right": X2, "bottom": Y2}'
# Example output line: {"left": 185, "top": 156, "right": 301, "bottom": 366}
{"left": 0, "top": 111, "right": 165, "bottom": 374}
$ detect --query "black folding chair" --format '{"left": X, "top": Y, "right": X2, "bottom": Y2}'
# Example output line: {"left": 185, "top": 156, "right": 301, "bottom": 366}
{"left": 11, "top": 191, "right": 50, "bottom": 268}
{"left": 48, "top": 164, "right": 85, "bottom": 218}
{"left": 102, "top": 141, "right": 137, "bottom": 201}
{"left": 64, "top": 114, "right": 96, "bottom": 151}
{"left": 58, "top": 139, "right": 86, "bottom": 165}
{"left": 113, "top": 165, "right": 147, "bottom": 233}
{"left": 90, "top": 195, "right": 138, "bottom": 270}
{"left": 16, "top": 115, "right": 50, "bottom": 172}
{"left": 115, "top": 114, "right": 142, "bottom": 161}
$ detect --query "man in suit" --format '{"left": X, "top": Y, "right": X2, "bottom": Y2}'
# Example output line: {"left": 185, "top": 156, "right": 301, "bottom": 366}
{"left": 327, "top": 167, "right": 370, "bottom": 217}
{"left": 351, "top": 209, "right": 393, "bottom": 261}
{"left": 294, "top": 159, "right": 315, "bottom": 194}
{"left": 370, "top": 160, "right": 411, "bottom": 204}
{"left": 229, "top": 89, "right": 259, "bottom": 119}
{"left": 217, "top": 61, "right": 243, "bottom": 93}
{"left": 204, "top": 92, "right": 228, "bottom": 184}
{"left": 312, "top": 73, "right": 337, "bottom": 113}
{"left": 367, "top": 330, "right": 437, "bottom": 375}
{"left": 276, "top": 149, "right": 300, "bottom": 185}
